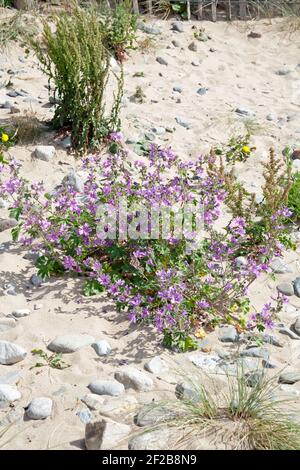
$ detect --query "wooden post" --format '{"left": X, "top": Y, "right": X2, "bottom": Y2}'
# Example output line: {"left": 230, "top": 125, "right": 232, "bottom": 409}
{"left": 147, "top": 0, "right": 153, "bottom": 16}
{"left": 187, "top": 0, "right": 191, "bottom": 21}
{"left": 226, "top": 0, "right": 232, "bottom": 21}
{"left": 132, "top": 0, "right": 139, "bottom": 14}
{"left": 197, "top": 0, "right": 203, "bottom": 20}
{"left": 239, "top": 0, "right": 247, "bottom": 20}
{"left": 211, "top": 0, "right": 217, "bottom": 22}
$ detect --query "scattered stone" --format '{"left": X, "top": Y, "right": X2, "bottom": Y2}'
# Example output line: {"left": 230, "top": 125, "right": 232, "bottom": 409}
{"left": 171, "top": 22, "right": 184, "bottom": 33}
{"left": 76, "top": 408, "right": 93, "bottom": 424}
{"left": 246, "top": 371, "right": 264, "bottom": 387}
{"left": 188, "top": 352, "right": 220, "bottom": 371}
{"left": 175, "top": 382, "right": 200, "bottom": 403}
{"left": 135, "top": 405, "right": 175, "bottom": 427}
{"left": 266, "top": 113, "right": 276, "bottom": 121}
{"left": 279, "top": 385, "right": 300, "bottom": 396}
{"left": 219, "top": 326, "right": 239, "bottom": 343}
{"left": 0, "top": 341, "right": 27, "bottom": 365}
{"left": 81, "top": 393, "right": 105, "bottom": 411}
{"left": 156, "top": 57, "right": 168, "bottom": 66}
{"left": 279, "top": 372, "right": 300, "bottom": 384}
{"left": 11, "top": 308, "right": 31, "bottom": 318}
{"left": 5, "top": 283, "right": 17, "bottom": 296}
{"left": 271, "top": 259, "right": 292, "bottom": 274}
{"left": 173, "top": 85, "right": 183, "bottom": 93}
{"left": 144, "top": 356, "right": 169, "bottom": 375}
{"left": 262, "top": 359, "right": 277, "bottom": 369}
{"left": 34, "top": 145, "right": 56, "bottom": 162}
{"left": 88, "top": 380, "right": 124, "bottom": 397}
{"left": 0, "top": 100, "right": 13, "bottom": 109}
{"left": 235, "top": 107, "right": 256, "bottom": 117}
{"left": 175, "top": 116, "right": 192, "bottom": 129}
{"left": 59, "top": 136, "right": 72, "bottom": 149}
{"left": 209, "top": 47, "right": 217, "bottom": 52}
{"left": 279, "top": 326, "right": 300, "bottom": 340}
{"left": 145, "top": 132, "right": 155, "bottom": 141}
{"left": 30, "top": 274, "right": 43, "bottom": 287}
{"left": 248, "top": 31, "right": 262, "bottom": 38}
{"left": 277, "top": 282, "right": 294, "bottom": 296}
{"left": 197, "top": 87, "right": 208, "bottom": 96}
{"left": 10, "top": 106, "right": 21, "bottom": 114}
{"left": 191, "top": 60, "right": 200, "bottom": 67}
{"left": 172, "top": 40, "right": 180, "bottom": 47}
{"left": 6, "top": 90, "right": 18, "bottom": 97}
{"left": 152, "top": 126, "right": 166, "bottom": 135}
{"left": 61, "top": 170, "right": 84, "bottom": 192}
{"left": 188, "top": 41, "right": 197, "bottom": 52}
{"left": 235, "top": 256, "right": 247, "bottom": 267}
{"left": 0, "top": 218, "right": 18, "bottom": 232}
{"left": 276, "top": 67, "right": 292, "bottom": 76}
{"left": 92, "top": 340, "right": 112, "bottom": 357}
{"left": 263, "top": 333, "right": 283, "bottom": 347}
{"left": 34, "top": 303, "right": 43, "bottom": 311}
{"left": 0, "top": 317, "right": 16, "bottom": 333}
{"left": 26, "top": 397, "right": 53, "bottom": 420}
{"left": 0, "top": 383, "right": 21, "bottom": 405}
{"left": 240, "top": 347, "right": 269, "bottom": 360}
{"left": 48, "top": 334, "right": 95, "bottom": 353}
{"left": 129, "top": 427, "right": 169, "bottom": 450}
{"left": 115, "top": 367, "right": 154, "bottom": 391}
{"left": 138, "top": 22, "right": 161, "bottom": 35}
{"left": 292, "top": 317, "right": 300, "bottom": 336}
{"left": 293, "top": 277, "right": 300, "bottom": 297}
{"left": 85, "top": 418, "right": 131, "bottom": 450}
{"left": 99, "top": 396, "right": 138, "bottom": 416}
{"left": 292, "top": 149, "right": 300, "bottom": 160}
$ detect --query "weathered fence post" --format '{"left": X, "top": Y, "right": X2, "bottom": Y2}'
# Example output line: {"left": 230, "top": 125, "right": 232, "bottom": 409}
{"left": 187, "top": 0, "right": 191, "bottom": 21}
{"left": 226, "top": 0, "right": 232, "bottom": 20}
{"left": 132, "top": 0, "right": 139, "bottom": 14}
{"left": 146, "top": 0, "right": 153, "bottom": 15}
{"left": 239, "top": 0, "right": 247, "bottom": 20}
{"left": 197, "top": 0, "right": 203, "bottom": 20}
{"left": 211, "top": 0, "right": 217, "bottom": 22}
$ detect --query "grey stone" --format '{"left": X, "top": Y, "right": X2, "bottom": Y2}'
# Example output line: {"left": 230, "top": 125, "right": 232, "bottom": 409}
{"left": 191, "top": 61, "right": 200, "bottom": 67}
{"left": 275, "top": 67, "right": 292, "bottom": 76}
{"left": 10, "top": 106, "right": 20, "bottom": 114}
{"left": 6, "top": 90, "right": 18, "bottom": 97}
{"left": 0, "top": 317, "right": 16, "bottom": 333}
{"left": 129, "top": 427, "right": 169, "bottom": 450}
{"left": 197, "top": 87, "right": 208, "bottom": 96}
{"left": 175, "top": 382, "right": 200, "bottom": 403}
{"left": 81, "top": 393, "right": 104, "bottom": 411}
{"left": 266, "top": 113, "right": 276, "bottom": 121}
{"left": 26, "top": 397, "right": 53, "bottom": 420}
{"left": 115, "top": 367, "right": 154, "bottom": 391}
{"left": 144, "top": 356, "right": 169, "bottom": 375}
{"left": 152, "top": 127, "right": 166, "bottom": 135}
{"left": 0, "top": 341, "right": 27, "bottom": 365}
{"left": 277, "top": 282, "right": 294, "bottom": 296}
{"left": 30, "top": 274, "right": 43, "bottom": 287}
{"left": 5, "top": 284, "right": 16, "bottom": 296}
{"left": 188, "top": 41, "right": 197, "bottom": 52}
{"left": 172, "top": 40, "right": 180, "bottom": 47}
{"left": 263, "top": 333, "right": 283, "bottom": 347}
{"left": 85, "top": 418, "right": 131, "bottom": 450}
{"left": 88, "top": 380, "right": 124, "bottom": 397}
{"left": 246, "top": 371, "right": 264, "bottom": 387}
{"left": 271, "top": 259, "right": 292, "bottom": 274}
{"left": 92, "top": 340, "right": 112, "bottom": 357}
{"left": 279, "top": 372, "right": 300, "bottom": 384}
{"left": 61, "top": 170, "right": 84, "bottom": 192}
{"left": 279, "top": 326, "right": 300, "bottom": 340}
{"left": 34, "top": 145, "right": 56, "bottom": 162}
{"left": 171, "top": 22, "right": 184, "bottom": 33}
{"left": 175, "top": 116, "right": 192, "bottom": 129}
{"left": 293, "top": 277, "right": 300, "bottom": 297}
{"left": 77, "top": 408, "right": 93, "bottom": 424}
{"left": 0, "top": 384, "right": 21, "bottom": 403}
{"left": 48, "top": 333, "right": 95, "bottom": 353}
{"left": 173, "top": 86, "right": 183, "bottom": 93}
{"left": 135, "top": 405, "right": 175, "bottom": 427}
{"left": 145, "top": 132, "right": 155, "bottom": 141}
{"left": 219, "top": 326, "right": 239, "bottom": 343}
{"left": 292, "top": 317, "right": 300, "bottom": 336}
{"left": 240, "top": 347, "right": 269, "bottom": 360}
{"left": 0, "top": 100, "right": 13, "bottom": 109}
{"left": 11, "top": 308, "right": 31, "bottom": 318}
{"left": 138, "top": 22, "right": 161, "bottom": 35}
{"left": 235, "top": 256, "right": 247, "bottom": 267}
{"left": 59, "top": 136, "right": 71, "bottom": 149}
{"left": 262, "top": 359, "right": 277, "bottom": 369}
{"left": 0, "top": 218, "right": 18, "bottom": 232}
{"left": 235, "top": 107, "right": 256, "bottom": 118}
{"left": 156, "top": 57, "right": 168, "bottom": 66}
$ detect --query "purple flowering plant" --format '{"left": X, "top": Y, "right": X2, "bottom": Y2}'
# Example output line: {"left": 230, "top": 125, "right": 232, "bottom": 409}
{"left": 0, "top": 136, "right": 293, "bottom": 351}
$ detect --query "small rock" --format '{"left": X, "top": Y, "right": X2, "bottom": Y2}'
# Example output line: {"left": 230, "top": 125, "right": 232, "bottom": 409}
{"left": 171, "top": 22, "right": 184, "bottom": 33}
{"left": 11, "top": 308, "right": 31, "bottom": 318}
{"left": 152, "top": 126, "right": 166, "bottom": 135}
{"left": 279, "top": 372, "right": 300, "bottom": 384}
{"left": 235, "top": 256, "right": 247, "bottom": 267}
{"left": 138, "top": 22, "right": 161, "bottom": 35}
{"left": 0, "top": 384, "right": 21, "bottom": 403}
{"left": 76, "top": 408, "right": 93, "bottom": 424}
{"left": 0, "top": 218, "right": 18, "bottom": 232}
{"left": 30, "top": 274, "right": 43, "bottom": 287}
{"left": 293, "top": 277, "right": 300, "bottom": 297}
{"left": 188, "top": 41, "right": 197, "bottom": 52}
{"left": 61, "top": 170, "right": 84, "bottom": 192}
{"left": 129, "top": 427, "right": 169, "bottom": 450}
{"left": 266, "top": 113, "right": 276, "bottom": 121}
{"left": 277, "top": 282, "right": 294, "bottom": 296}
{"left": 135, "top": 405, "right": 175, "bottom": 427}
{"left": 219, "top": 326, "right": 239, "bottom": 343}
{"left": 175, "top": 382, "right": 200, "bottom": 403}
{"left": 0, "top": 317, "right": 16, "bottom": 333}
{"left": 6, "top": 90, "right": 18, "bottom": 97}
{"left": 92, "top": 340, "right": 112, "bottom": 357}
{"left": 292, "top": 317, "right": 300, "bottom": 336}
{"left": 34, "top": 145, "right": 56, "bottom": 162}
{"left": 262, "top": 359, "right": 277, "bottom": 369}
{"left": 276, "top": 67, "right": 292, "bottom": 76}
{"left": 209, "top": 47, "right": 217, "bottom": 52}
{"left": 175, "top": 116, "right": 192, "bottom": 129}
{"left": 88, "top": 380, "right": 124, "bottom": 397}
{"left": 248, "top": 31, "right": 262, "bottom": 38}
{"left": 279, "top": 326, "right": 300, "bottom": 340}
{"left": 59, "top": 136, "right": 71, "bottom": 149}
{"left": 246, "top": 371, "right": 264, "bottom": 387}
{"left": 197, "top": 87, "right": 208, "bottom": 96}
{"left": 191, "top": 61, "right": 200, "bottom": 67}
{"left": 144, "top": 356, "right": 169, "bottom": 375}
{"left": 48, "top": 333, "right": 95, "bottom": 353}
{"left": 173, "top": 86, "right": 183, "bottom": 93}
{"left": 114, "top": 367, "right": 154, "bottom": 391}
{"left": 172, "top": 40, "right": 180, "bottom": 47}
{"left": 26, "top": 397, "right": 53, "bottom": 420}
{"left": 99, "top": 396, "right": 138, "bottom": 416}
{"left": 0, "top": 100, "right": 13, "bottom": 109}
{"left": 81, "top": 393, "right": 105, "bottom": 411}
{"left": 0, "top": 341, "right": 27, "bottom": 365}
{"left": 263, "top": 333, "right": 283, "bottom": 347}
{"left": 240, "top": 347, "right": 269, "bottom": 360}
{"left": 156, "top": 57, "right": 168, "bottom": 66}
{"left": 271, "top": 259, "right": 292, "bottom": 274}
{"left": 5, "top": 284, "right": 17, "bottom": 296}
{"left": 235, "top": 107, "right": 256, "bottom": 118}
{"left": 279, "top": 385, "right": 300, "bottom": 396}
{"left": 10, "top": 106, "right": 21, "bottom": 114}
{"left": 85, "top": 418, "right": 131, "bottom": 450}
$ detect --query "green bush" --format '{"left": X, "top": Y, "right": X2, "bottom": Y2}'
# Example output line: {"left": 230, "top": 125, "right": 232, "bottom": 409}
{"left": 31, "top": 7, "right": 124, "bottom": 151}
{"left": 288, "top": 171, "right": 300, "bottom": 220}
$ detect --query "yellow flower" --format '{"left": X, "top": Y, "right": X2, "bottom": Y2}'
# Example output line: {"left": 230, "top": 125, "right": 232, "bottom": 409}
{"left": 1, "top": 133, "right": 9, "bottom": 143}
{"left": 242, "top": 145, "right": 250, "bottom": 154}
{"left": 194, "top": 327, "right": 206, "bottom": 339}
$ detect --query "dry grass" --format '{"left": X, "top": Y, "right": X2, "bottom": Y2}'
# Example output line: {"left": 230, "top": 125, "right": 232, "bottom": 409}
{"left": 8, "top": 111, "right": 45, "bottom": 144}
{"left": 0, "top": 11, "right": 38, "bottom": 50}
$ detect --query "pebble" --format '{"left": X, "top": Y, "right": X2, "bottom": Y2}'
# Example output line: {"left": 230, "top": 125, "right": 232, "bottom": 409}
{"left": 26, "top": 397, "right": 53, "bottom": 420}
{"left": 191, "top": 61, "right": 200, "bottom": 67}
{"left": 279, "top": 372, "right": 300, "bottom": 384}
{"left": 10, "top": 106, "right": 21, "bottom": 114}
{"left": 115, "top": 367, "right": 154, "bottom": 391}
{"left": 279, "top": 385, "right": 300, "bottom": 396}
{"left": 135, "top": 405, "right": 174, "bottom": 427}
{"left": 156, "top": 57, "right": 168, "bottom": 66}
{"left": 34, "top": 145, "right": 56, "bottom": 162}
{"left": 30, "top": 274, "right": 43, "bottom": 287}
{"left": 0, "top": 317, "right": 16, "bottom": 333}
{"left": 188, "top": 41, "right": 197, "bottom": 52}
{"left": 48, "top": 333, "right": 95, "bottom": 353}
{"left": 61, "top": 170, "right": 84, "bottom": 192}
{"left": 279, "top": 326, "right": 300, "bottom": 340}
{"left": 240, "top": 347, "right": 269, "bottom": 360}
{"left": 235, "top": 107, "right": 256, "bottom": 118}
{"left": 99, "top": 396, "right": 137, "bottom": 416}
{"left": 59, "top": 136, "right": 72, "bottom": 149}
{"left": 129, "top": 427, "right": 169, "bottom": 450}
{"left": 293, "top": 277, "right": 300, "bottom": 297}
{"left": 81, "top": 393, "right": 104, "bottom": 410}
{"left": 171, "top": 40, "right": 180, "bottom": 47}
{"left": 0, "top": 384, "right": 21, "bottom": 403}
{"left": 262, "top": 359, "right": 277, "bottom": 369}
{"left": 88, "top": 380, "right": 125, "bottom": 397}
{"left": 219, "top": 326, "right": 239, "bottom": 343}
{"left": 276, "top": 67, "right": 292, "bottom": 76}
{"left": 0, "top": 218, "right": 18, "bottom": 232}
{"left": 175, "top": 116, "right": 192, "bottom": 129}
{"left": 85, "top": 418, "right": 131, "bottom": 450}
{"left": 235, "top": 256, "right": 247, "bottom": 267}
{"left": 271, "top": 259, "right": 292, "bottom": 274}
{"left": 197, "top": 87, "right": 208, "bottom": 96}
{"left": 277, "top": 282, "right": 294, "bottom": 296}
{"left": 175, "top": 382, "right": 200, "bottom": 403}
{"left": 76, "top": 408, "right": 93, "bottom": 424}
{"left": 246, "top": 371, "right": 264, "bottom": 387}
{"left": 138, "top": 22, "right": 161, "bottom": 35}
{"left": 0, "top": 341, "right": 27, "bottom": 365}
{"left": 292, "top": 317, "right": 300, "bottom": 336}
{"left": 11, "top": 308, "right": 31, "bottom": 318}
{"left": 144, "top": 356, "right": 169, "bottom": 375}
{"left": 0, "top": 100, "right": 13, "bottom": 109}
{"left": 171, "top": 22, "right": 184, "bottom": 33}
{"left": 173, "top": 86, "right": 183, "bottom": 93}
{"left": 152, "top": 126, "right": 166, "bottom": 135}
{"left": 188, "top": 352, "right": 220, "bottom": 371}
{"left": 266, "top": 113, "right": 276, "bottom": 121}
{"left": 263, "top": 333, "right": 283, "bottom": 347}
{"left": 92, "top": 340, "right": 112, "bottom": 357}
{"left": 5, "top": 283, "right": 17, "bottom": 296}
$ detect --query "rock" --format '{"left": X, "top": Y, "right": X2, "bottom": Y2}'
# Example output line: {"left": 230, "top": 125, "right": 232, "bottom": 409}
{"left": 293, "top": 277, "right": 300, "bottom": 297}
{"left": 138, "top": 22, "right": 161, "bottom": 35}
{"left": 209, "top": 47, "right": 217, "bottom": 52}
{"left": 92, "top": 340, "right": 112, "bottom": 357}
{"left": 0, "top": 100, "right": 13, "bottom": 109}
{"left": 81, "top": 394, "right": 105, "bottom": 411}
{"left": 114, "top": 367, "right": 154, "bottom": 391}
{"left": 262, "top": 359, "right": 277, "bottom": 369}
{"left": 0, "top": 218, "right": 18, "bottom": 232}
{"left": 188, "top": 352, "right": 220, "bottom": 371}
{"left": 279, "top": 326, "right": 300, "bottom": 340}
{"left": 172, "top": 40, "right": 180, "bottom": 47}
{"left": 6, "top": 90, "right": 18, "bottom": 97}
{"left": 77, "top": 408, "right": 93, "bottom": 424}
{"left": 129, "top": 427, "right": 169, "bottom": 450}
{"left": 0, "top": 370, "right": 22, "bottom": 385}
{"left": 271, "top": 259, "right": 292, "bottom": 274}
{"left": 191, "top": 61, "right": 200, "bottom": 67}
{"left": 59, "top": 136, "right": 71, "bottom": 149}
{"left": 11, "top": 308, "right": 31, "bottom": 318}
{"left": 0, "top": 384, "right": 21, "bottom": 403}
{"left": 0, "top": 341, "right": 27, "bottom": 365}
{"left": 10, "top": 106, "right": 21, "bottom": 114}
{"left": 246, "top": 371, "right": 264, "bottom": 387}
{"left": 277, "top": 282, "right": 294, "bottom": 296}
{"left": 235, "top": 107, "right": 256, "bottom": 118}
{"left": 152, "top": 127, "right": 166, "bottom": 135}
{"left": 61, "top": 170, "right": 84, "bottom": 192}
{"left": 48, "top": 333, "right": 95, "bottom": 353}
{"left": 175, "top": 116, "right": 192, "bottom": 129}
{"left": 263, "top": 333, "right": 283, "bottom": 347}
{"left": 197, "top": 87, "right": 208, "bottom": 96}
{"left": 220, "top": 357, "right": 261, "bottom": 376}
{"left": 5, "top": 284, "right": 17, "bottom": 296}
{"left": 266, "top": 113, "right": 276, "bottom": 121}
{"left": 219, "top": 326, "right": 239, "bottom": 343}
{"left": 30, "top": 274, "right": 43, "bottom": 287}
{"left": 26, "top": 397, "right": 53, "bottom": 420}
{"left": 235, "top": 256, "right": 247, "bottom": 267}
{"left": 99, "top": 396, "right": 137, "bottom": 416}
{"left": 188, "top": 41, "right": 197, "bottom": 52}
{"left": 175, "top": 382, "right": 200, "bottom": 403}
{"left": 292, "top": 317, "right": 300, "bottom": 336}
{"left": 0, "top": 317, "right": 16, "bottom": 333}
{"left": 279, "top": 372, "right": 300, "bottom": 384}
{"left": 88, "top": 380, "right": 124, "bottom": 397}
{"left": 240, "top": 347, "right": 269, "bottom": 360}
{"left": 171, "top": 22, "right": 184, "bottom": 33}
{"left": 85, "top": 418, "right": 131, "bottom": 450}
{"left": 34, "top": 145, "right": 56, "bottom": 162}
{"left": 173, "top": 86, "right": 183, "bottom": 93}
{"left": 156, "top": 57, "right": 168, "bottom": 66}
{"left": 292, "top": 150, "right": 300, "bottom": 160}
{"left": 145, "top": 132, "right": 155, "bottom": 141}
{"left": 276, "top": 67, "right": 292, "bottom": 76}
{"left": 135, "top": 405, "right": 175, "bottom": 427}
{"left": 144, "top": 356, "right": 169, "bottom": 375}
{"left": 248, "top": 31, "right": 262, "bottom": 38}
